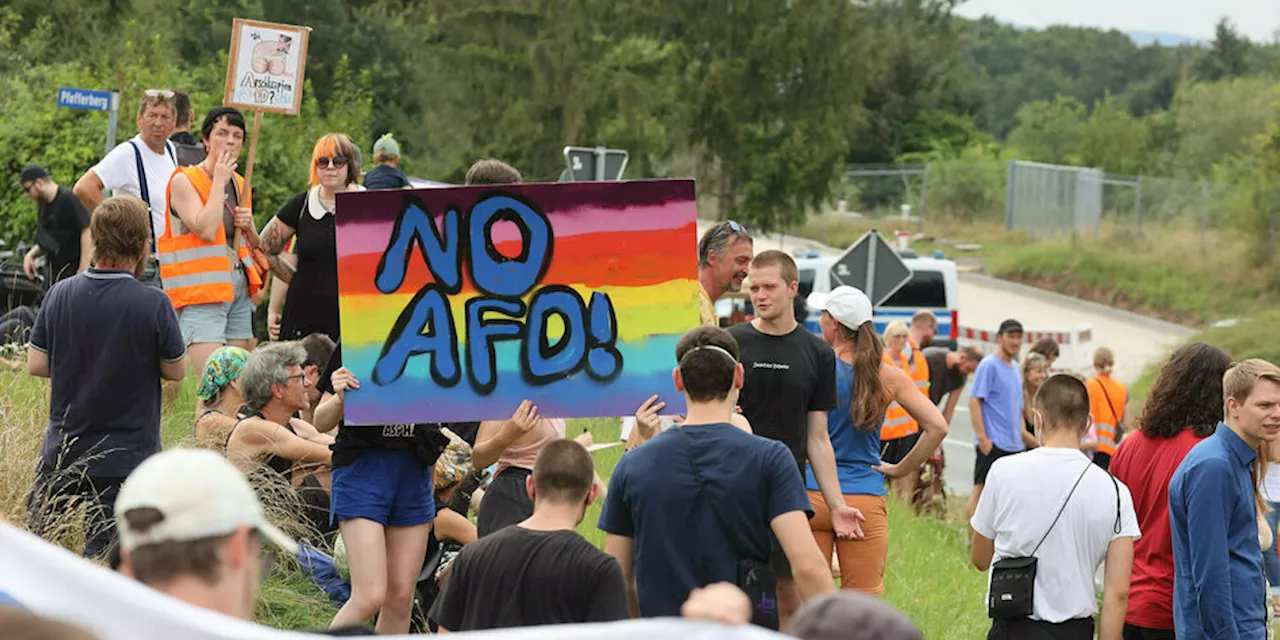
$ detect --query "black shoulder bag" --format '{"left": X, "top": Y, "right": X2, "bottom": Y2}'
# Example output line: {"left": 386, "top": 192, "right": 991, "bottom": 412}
{"left": 988, "top": 462, "right": 1094, "bottom": 619}
{"left": 677, "top": 426, "right": 779, "bottom": 630}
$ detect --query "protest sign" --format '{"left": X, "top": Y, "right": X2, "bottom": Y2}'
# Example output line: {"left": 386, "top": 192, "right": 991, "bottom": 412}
{"left": 335, "top": 180, "right": 700, "bottom": 425}
{"left": 223, "top": 19, "right": 310, "bottom": 115}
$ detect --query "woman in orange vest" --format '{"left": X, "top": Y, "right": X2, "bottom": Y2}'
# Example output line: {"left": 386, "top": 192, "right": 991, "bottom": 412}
{"left": 1086, "top": 346, "right": 1128, "bottom": 471}
{"left": 161, "top": 106, "right": 264, "bottom": 382}
{"left": 879, "top": 322, "right": 922, "bottom": 499}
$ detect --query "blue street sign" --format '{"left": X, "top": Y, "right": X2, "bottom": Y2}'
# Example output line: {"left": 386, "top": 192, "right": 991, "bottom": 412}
{"left": 57, "top": 87, "right": 113, "bottom": 112}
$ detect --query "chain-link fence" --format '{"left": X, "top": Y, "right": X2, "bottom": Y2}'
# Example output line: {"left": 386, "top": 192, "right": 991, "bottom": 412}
{"left": 1004, "top": 160, "right": 1103, "bottom": 237}
{"left": 835, "top": 164, "right": 930, "bottom": 219}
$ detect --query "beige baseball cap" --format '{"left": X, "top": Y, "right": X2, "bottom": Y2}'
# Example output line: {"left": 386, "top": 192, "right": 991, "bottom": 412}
{"left": 115, "top": 449, "right": 298, "bottom": 554}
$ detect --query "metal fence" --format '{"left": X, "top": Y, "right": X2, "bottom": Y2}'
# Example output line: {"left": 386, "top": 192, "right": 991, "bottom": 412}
{"left": 838, "top": 164, "right": 931, "bottom": 219}
{"left": 1004, "top": 160, "right": 1103, "bottom": 236}
{"left": 1002, "top": 160, "right": 1252, "bottom": 254}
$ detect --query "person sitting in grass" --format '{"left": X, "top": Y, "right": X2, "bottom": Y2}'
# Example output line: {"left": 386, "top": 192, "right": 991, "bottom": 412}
{"left": 193, "top": 345, "right": 249, "bottom": 447}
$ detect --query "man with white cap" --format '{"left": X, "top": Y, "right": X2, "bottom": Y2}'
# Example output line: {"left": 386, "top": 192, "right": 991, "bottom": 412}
{"left": 114, "top": 449, "right": 298, "bottom": 621}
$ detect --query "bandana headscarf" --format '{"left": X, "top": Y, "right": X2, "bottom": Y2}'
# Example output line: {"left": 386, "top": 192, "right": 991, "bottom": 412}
{"left": 197, "top": 346, "right": 250, "bottom": 402}
{"left": 433, "top": 428, "right": 473, "bottom": 492}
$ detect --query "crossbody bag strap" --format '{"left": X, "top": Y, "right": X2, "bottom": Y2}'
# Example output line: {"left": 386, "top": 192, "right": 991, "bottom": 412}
{"left": 1094, "top": 378, "right": 1122, "bottom": 429}
{"left": 677, "top": 426, "right": 740, "bottom": 546}
{"left": 1030, "top": 462, "right": 1093, "bottom": 557}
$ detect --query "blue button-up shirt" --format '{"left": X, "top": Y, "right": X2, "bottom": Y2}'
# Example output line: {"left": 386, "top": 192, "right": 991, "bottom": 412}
{"left": 1169, "top": 423, "right": 1267, "bottom": 640}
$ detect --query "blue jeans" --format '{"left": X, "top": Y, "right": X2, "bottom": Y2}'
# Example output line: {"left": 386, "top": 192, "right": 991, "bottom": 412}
{"left": 1265, "top": 501, "right": 1280, "bottom": 586}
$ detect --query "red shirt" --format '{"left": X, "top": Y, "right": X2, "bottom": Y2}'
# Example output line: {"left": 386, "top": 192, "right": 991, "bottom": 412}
{"left": 1109, "top": 428, "right": 1207, "bottom": 630}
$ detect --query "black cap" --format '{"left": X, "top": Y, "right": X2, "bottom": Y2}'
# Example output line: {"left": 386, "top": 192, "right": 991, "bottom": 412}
{"left": 998, "top": 319, "right": 1024, "bottom": 335}
{"left": 20, "top": 164, "right": 49, "bottom": 183}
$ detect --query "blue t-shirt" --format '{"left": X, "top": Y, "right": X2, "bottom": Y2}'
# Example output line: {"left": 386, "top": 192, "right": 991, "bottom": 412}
{"left": 805, "top": 360, "right": 885, "bottom": 496}
{"left": 29, "top": 269, "right": 186, "bottom": 477}
{"left": 969, "top": 354, "right": 1024, "bottom": 453}
{"left": 598, "top": 423, "right": 811, "bottom": 617}
{"left": 362, "top": 164, "right": 412, "bottom": 190}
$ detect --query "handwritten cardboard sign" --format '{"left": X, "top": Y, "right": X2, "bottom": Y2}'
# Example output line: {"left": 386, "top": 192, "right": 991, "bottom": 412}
{"left": 223, "top": 19, "right": 311, "bottom": 115}
{"left": 335, "top": 180, "right": 700, "bottom": 425}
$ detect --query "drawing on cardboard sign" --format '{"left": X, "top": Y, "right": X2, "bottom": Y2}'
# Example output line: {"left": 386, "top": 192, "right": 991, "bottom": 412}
{"left": 335, "top": 180, "right": 700, "bottom": 425}
{"left": 223, "top": 19, "right": 311, "bottom": 115}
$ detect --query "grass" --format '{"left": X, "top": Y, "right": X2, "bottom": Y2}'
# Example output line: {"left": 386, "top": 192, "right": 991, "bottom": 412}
{"left": 1, "top": 369, "right": 992, "bottom": 634}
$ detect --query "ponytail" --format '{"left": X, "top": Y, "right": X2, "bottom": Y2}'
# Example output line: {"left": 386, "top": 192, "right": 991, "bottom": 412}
{"left": 849, "top": 322, "right": 890, "bottom": 431}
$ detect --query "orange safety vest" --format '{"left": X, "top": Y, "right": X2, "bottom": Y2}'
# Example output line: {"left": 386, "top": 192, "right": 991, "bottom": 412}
{"left": 881, "top": 342, "right": 929, "bottom": 441}
{"left": 158, "top": 166, "right": 262, "bottom": 310}
{"left": 1087, "top": 374, "right": 1127, "bottom": 456}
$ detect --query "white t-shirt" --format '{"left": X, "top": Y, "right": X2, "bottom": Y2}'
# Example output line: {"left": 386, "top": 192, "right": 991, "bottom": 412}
{"left": 92, "top": 134, "right": 178, "bottom": 247}
{"left": 1263, "top": 459, "right": 1280, "bottom": 503}
{"left": 971, "top": 447, "right": 1140, "bottom": 623}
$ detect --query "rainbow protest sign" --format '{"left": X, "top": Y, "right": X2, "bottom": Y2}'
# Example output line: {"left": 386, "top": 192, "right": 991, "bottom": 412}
{"left": 334, "top": 180, "right": 699, "bottom": 425}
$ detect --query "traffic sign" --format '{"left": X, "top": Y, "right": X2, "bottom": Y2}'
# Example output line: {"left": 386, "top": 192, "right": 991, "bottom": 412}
{"left": 563, "top": 146, "right": 628, "bottom": 181}
{"left": 57, "top": 87, "right": 121, "bottom": 155}
{"left": 829, "top": 229, "right": 912, "bottom": 307}
{"left": 57, "top": 87, "right": 113, "bottom": 112}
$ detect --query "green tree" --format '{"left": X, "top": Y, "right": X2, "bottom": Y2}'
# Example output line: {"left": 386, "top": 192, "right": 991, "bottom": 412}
{"left": 1006, "top": 97, "right": 1087, "bottom": 164}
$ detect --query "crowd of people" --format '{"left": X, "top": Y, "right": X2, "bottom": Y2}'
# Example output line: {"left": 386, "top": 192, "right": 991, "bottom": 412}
{"left": 7, "top": 87, "right": 1280, "bottom": 640}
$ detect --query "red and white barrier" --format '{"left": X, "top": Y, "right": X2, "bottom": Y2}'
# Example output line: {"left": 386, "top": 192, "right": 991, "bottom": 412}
{"left": 957, "top": 324, "right": 1094, "bottom": 373}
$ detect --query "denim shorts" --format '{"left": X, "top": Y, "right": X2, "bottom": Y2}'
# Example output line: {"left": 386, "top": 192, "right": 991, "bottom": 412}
{"left": 178, "top": 267, "right": 254, "bottom": 345}
{"left": 331, "top": 449, "right": 436, "bottom": 527}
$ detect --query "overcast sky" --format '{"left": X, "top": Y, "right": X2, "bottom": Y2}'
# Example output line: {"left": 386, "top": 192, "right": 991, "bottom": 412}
{"left": 954, "top": 0, "right": 1279, "bottom": 43}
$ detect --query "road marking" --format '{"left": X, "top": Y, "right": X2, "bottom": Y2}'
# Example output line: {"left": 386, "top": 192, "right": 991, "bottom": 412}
{"left": 943, "top": 437, "right": 974, "bottom": 449}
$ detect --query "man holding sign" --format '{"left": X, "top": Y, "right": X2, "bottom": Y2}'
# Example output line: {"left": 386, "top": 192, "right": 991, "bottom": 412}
{"left": 160, "top": 107, "right": 264, "bottom": 378}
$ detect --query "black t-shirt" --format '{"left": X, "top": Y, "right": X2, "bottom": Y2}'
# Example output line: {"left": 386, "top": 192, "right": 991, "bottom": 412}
{"left": 362, "top": 164, "right": 412, "bottom": 190}
{"left": 435, "top": 526, "right": 628, "bottom": 631}
{"left": 318, "top": 343, "right": 448, "bottom": 468}
{"left": 29, "top": 270, "right": 187, "bottom": 477}
{"left": 728, "top": 321, "right": 838, "bottom": 474}
{"left": 36, "top": 186, "right": 91, "bottom": 283}
{"left": 923, "top": 347, "right": 966, "bottom": 406}
{"left": 275, "top": 189, "right": 339, "bottom": 342}
{"left": 169, "top": 131, "right": 206, "bottom": 167}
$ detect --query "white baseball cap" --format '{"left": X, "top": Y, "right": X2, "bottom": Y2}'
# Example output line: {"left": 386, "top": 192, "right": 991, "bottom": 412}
{"left": 807, "top": 286, "right": 874, "bottom": 330}
{"left": 115, "top": 449, "right": 298, "bottom": 555}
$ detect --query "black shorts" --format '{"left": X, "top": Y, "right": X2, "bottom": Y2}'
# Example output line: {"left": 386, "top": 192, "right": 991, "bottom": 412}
{"left": 973, "top": 444, "right": 1019, "bottom": 485}
{"left": 880, "top": 432, "right": 921, "bottom": 465}
{"left": 1122, "top": 625, "right": 1175, "bottom": 640}
{"left": 989, "top": 617, "right": 1093, "bottom": 640}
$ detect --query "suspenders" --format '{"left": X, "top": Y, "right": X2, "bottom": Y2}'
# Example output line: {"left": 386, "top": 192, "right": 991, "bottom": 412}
{"left": 126, "top": 139, "right": 177, "bottom": 252}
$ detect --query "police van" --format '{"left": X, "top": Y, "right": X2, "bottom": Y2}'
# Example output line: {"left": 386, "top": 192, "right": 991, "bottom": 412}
{"left": 793, "top": 250, "right": 961, "bottom": 348}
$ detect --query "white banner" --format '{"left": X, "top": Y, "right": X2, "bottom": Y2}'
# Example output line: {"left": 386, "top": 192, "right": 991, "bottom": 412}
{"left": 0, "top": 522, "right": 781, "bottom": 640}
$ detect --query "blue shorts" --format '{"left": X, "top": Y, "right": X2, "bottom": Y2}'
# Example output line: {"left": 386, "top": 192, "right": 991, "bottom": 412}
{"left": 331, "top": 449, "right": 436, "bottom": 527}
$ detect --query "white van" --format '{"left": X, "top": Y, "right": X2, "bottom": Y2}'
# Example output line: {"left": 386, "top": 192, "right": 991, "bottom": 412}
{"left": 793, "top": 252, "right": 961, "bottom": 348}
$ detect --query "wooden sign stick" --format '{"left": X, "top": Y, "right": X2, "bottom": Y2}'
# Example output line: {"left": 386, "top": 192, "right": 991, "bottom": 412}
{"left": 234, "top": 109, "right": 263, "bottom": 250}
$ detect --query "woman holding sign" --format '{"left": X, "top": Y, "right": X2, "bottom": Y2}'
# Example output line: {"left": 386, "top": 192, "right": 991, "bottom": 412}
{"left": 160, "top": 106, "right": 265, "bottom": 381}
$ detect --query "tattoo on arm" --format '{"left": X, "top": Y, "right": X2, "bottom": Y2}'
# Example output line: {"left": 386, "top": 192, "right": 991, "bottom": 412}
{"left": 259, "top": 218, "right": 297, "bottom": 283}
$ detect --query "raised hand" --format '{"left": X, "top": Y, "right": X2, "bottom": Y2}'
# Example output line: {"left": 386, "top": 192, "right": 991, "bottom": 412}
{"left": 212, "top": 148, "right": 237, "bottom": 185}
{"left": 330, "top": 367, "right": 360, "bottom": 398}
{"left": 634, "top": 394, "right": 666, "bottom": 438}
{"left": 500, "top": 400, "right": 540, "bottom": 441}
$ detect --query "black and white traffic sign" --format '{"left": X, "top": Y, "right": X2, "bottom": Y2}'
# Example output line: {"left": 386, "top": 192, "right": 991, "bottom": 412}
{"left": 563, "top": 146, "right": 629, "bottom": 181}
{"left": 830, "top": 229, "right": 912, "bottom": 307}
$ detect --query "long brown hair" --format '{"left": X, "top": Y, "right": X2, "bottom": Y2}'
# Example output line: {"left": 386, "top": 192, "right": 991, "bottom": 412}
{"left": 836, "top": 320, "right": 890, "bottom": 431}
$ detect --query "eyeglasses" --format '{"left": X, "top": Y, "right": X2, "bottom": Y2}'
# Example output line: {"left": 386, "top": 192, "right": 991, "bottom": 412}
{"left": 20, "top": 182, "right": 37, "bottom": 194}
{"left": 726, "top": 220, "right": 744, "bottom": 233}
{"left": 144, "top": 89, "right": 175, "bottom": 99}
{"left": 285, "top": 373, "right": 310, "bottom": 386}
{"left": 315, "top": 156, "right": 348, "bottom": 169}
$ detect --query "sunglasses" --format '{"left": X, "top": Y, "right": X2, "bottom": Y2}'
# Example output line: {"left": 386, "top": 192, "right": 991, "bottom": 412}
{"left": 726, "top": 220, "right": 744, "bottom": 233}
{"left": 315, "top": 156, "right": 348, "bottom": 169}
{"left": 144, "top": 89, "right": 175, "bottom": 99}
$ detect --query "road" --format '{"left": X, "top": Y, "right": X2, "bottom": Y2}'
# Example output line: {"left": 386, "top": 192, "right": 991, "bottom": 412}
{"left": 695, "top": 219, "right": 1198, "bottom": 495}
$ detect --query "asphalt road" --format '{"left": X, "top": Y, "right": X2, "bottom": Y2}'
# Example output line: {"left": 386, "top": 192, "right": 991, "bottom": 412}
{"left": 694, "top": 219, "right": 1198, "bottom": 495}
